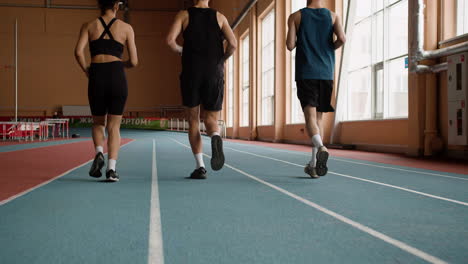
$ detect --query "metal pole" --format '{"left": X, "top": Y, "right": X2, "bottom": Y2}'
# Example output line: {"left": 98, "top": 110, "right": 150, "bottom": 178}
{"left": 14, "top": 19, "right": 18, "bottom": 123}
{"left": 411, "top": 0, "right": 468, "bottom": 71}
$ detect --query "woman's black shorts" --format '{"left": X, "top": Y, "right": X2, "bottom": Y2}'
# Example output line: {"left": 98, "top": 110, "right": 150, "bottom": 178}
{"left": 296, "top": 79, "right": 335, "bottom": 113}
{"left": 88, "top": 61, "right": 128, "bottom": 116}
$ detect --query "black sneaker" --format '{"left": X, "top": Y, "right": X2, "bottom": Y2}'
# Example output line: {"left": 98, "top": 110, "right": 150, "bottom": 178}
{"left": 316, "top": 146, "right": 329, "bottom": 176}
{"left": 190, "top": 167, "right": 207, "bottom": 180}
{"left": 210, "top": 135, "right": 225, "bottom": 171}
{"left": 106, "top": 170, "right": 120, "bottom": 182}
{"left": 89, "top": 152, "right": 105, "bottom": 178}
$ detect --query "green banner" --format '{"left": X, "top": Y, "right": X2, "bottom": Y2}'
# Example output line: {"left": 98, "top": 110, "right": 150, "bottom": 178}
{"left": 69, "top": 117, "right": 169, "bottom": 130}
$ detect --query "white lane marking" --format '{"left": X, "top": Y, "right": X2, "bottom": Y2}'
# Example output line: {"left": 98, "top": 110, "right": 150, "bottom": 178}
{"left": 148, "top": 139, "right": 165, "bottom": 264}
{"left": 221, "top": 140, "right": 468, "bottom": 181}
{"left": 224, "top": 146, "right": 468, "bottom": 207}
{"left": 170, "top": 138, "right": 447, "bottom": 264}
{"left": 0, "top": 140, "right": 134, "bottom": 206}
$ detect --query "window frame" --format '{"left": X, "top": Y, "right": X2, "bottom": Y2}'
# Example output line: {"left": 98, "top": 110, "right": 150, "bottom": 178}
{"left": 343, "top": 0, "right": 409, "bottom": 121}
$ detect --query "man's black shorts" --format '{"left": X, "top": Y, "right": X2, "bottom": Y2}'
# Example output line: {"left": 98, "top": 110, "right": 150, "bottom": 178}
{"left": 296, "top": 79, "right": 335, "bottom": 112}
{"left": 180, "top": 69, "right": 225, "bottom": 111}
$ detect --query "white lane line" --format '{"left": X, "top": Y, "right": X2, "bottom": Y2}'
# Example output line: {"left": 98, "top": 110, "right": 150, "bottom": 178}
{"left": 0, "top": 140, "right": 134, "bottom": 206}
{"left": 221, "top": 140, "right": 468, "bottom": 181}
{"left": 170, "top": 138, "right": 447, "bottom": 264}
{"left": 224, "top": 146, "right": 468, "bottom": 207}
{"left": 147, "top": 139, "right": 165, "bottom": 264}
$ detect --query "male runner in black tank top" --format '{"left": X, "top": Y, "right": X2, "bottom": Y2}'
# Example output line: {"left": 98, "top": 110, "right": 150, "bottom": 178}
{"left": 167, "top": 0, "right": 237, "bottom": 179}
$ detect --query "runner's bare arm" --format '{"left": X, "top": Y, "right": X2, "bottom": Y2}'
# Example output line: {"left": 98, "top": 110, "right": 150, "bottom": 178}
{"left": 333, "top": 13, "right": 346, "bottom": 50}
{"left": 219, "top": 13, "right": 237, "bottom": 61}
{"left": 286, "top": 12, "right": 299, "bottom": 51}
{"left": 74, "top": 23, "right": 90, "bottom": 77}
{"left": 166, "top": 11, "right": 186, "bottom": 55}
{"left": 125, "top": 25, "right": 138, "bottom": 68}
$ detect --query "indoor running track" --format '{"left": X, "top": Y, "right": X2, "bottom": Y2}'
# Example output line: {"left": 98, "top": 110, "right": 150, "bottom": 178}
{"left": 1, "top": 129, "right": 467, "bottom": 264}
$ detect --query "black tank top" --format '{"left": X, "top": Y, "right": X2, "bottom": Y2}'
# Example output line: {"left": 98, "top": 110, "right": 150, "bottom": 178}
{"left": 89, "top": 17, "right": 124, "bottom": 59}
{"left": 182, "top": 7, "right": 224, "bottom": 70}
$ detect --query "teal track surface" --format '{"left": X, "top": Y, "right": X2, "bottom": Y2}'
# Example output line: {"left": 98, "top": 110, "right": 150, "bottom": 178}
{"left": 1, "top": 129, "right": 467, "bottom": 264}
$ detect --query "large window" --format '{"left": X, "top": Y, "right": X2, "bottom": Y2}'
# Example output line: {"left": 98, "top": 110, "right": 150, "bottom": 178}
{"left": 458, "top": 0, "right": 468, "bottom": 36}
{"left": 261, "top": 10, "right": 275, "bottom": 126}
{"left": 227, "top": 56, "right": 234, "bottom": 127}
{"left": 344, "top": 0, "right": 408, "bottom": 120}
{"left": 241, "top": 35, "right": 250, "bottom": 127}
{"left": 290, "top": 1, "right": 305, "bottom": 124}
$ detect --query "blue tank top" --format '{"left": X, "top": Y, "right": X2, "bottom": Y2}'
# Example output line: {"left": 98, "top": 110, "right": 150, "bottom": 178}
{"left": 295, "top": 8, "right": 335, "bottom": 81}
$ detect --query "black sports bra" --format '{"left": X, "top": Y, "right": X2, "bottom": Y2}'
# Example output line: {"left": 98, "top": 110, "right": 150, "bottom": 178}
{"left": 89, "top": 17, "right": 124, "bottom": 59}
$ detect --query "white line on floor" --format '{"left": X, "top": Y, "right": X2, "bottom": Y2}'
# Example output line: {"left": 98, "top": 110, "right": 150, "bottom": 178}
{"left": 224, "top": 146, "right": 468, "bottom": 207}
{"left": 147, "top": 139, "right": 165, "bottom": 264}
{"left": 220, "top": 140, "right": 468, "bottom": 181}
{"left": 170, "top": 137, "right": 447, "bottom": 264}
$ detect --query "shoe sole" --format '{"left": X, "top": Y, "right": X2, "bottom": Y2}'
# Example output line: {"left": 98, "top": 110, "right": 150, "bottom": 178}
{"left": 211, "top": 136, "right": 225, "bottom": 171}
{"left": 316, "top": 150, "right": 329, "bottom": 177}
{"left": 89, "top": 158, "right": 105, "bottom": 178}
{"left": 106, "top": 177, "right": 119, "bottom": 182}
{"left": 190, "top": 175, "right": 207, "bottom": 180}
{"left": 304, "top": 167, "right": 319, "bottom": 179}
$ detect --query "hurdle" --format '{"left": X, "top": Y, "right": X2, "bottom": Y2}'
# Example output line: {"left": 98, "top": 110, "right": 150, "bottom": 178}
{"left": 45, "top": 118, "right": 70, "bottom": 138}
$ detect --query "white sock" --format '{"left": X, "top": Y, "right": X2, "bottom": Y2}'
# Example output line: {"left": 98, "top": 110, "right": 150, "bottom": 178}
{"left": 96, "top": 146, "right": 104, "bottom": 154}
{"left": 309, "top": 147, "right": 318, "bottom": 167}
{"left": 108, "top": 159, "right": 116, "bottom": 172}
{"left": 312, "top": 134, "right": 324, "bottom": 148}
{"left": 210, "top": 131, "right": 220, "bottom": 137}
{"left": 194, "top": 153, "right": 205, "bottom": 169}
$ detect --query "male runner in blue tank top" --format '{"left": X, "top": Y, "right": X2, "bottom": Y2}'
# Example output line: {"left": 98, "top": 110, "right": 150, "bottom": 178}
{"left": 287, "top": 0, "right": 346, "bottom": 178}
{"left": 167, "top": 0, "right": 237, "bottom": 179}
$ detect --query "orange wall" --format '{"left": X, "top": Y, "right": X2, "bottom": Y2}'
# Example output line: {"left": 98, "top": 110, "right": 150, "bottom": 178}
{"left": 0, "top": 4, "right": 182, "bottom": 116}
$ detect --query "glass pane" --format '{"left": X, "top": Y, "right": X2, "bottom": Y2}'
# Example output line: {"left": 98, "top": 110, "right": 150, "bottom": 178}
{"left": 373, "top": 11, "right": 384, "bottom": 63}
{"left": 242, "top": 36, "right": 249, "bottom": 87}
{"left": 458, "top": 0, "right": 468, "bottom": 35}
{"left": 242, "top": 89, "right": 249, "bottom": 127}
{"left": 348, "top": 68, "right": 372, "bottom": 120}
{"left": 350, "top": 19, "right": 372, "bottom": 70}
{"left": 375, "top": 0, "right": 384, "bottom": 12}
{"left": 387, "top": 0, "right": 400, "bottom": 6}
{"left": 241, "top": 36, "right": 250, "bottom": 127}
{"left": 262, "top": 12, "right": 275, "bottom": 47}
{"left": 262, "top": 97, "right": 274, "bottom": 125}
{"left": 355, "top": 0, "right": 372, "bottom": 22}
{"left": 227, "top": 57, "right": 234, "bottom": 127}
{"left": 388, "top": 57, "right": 408, "bottom": 118}
{"left": 261, "top": 10, "right": 275, "bottom": 125}
{"left": 388, "top": 0, "right": 408, "bottom": 58}
{"left": 291, "top": 0, "right": 305, "bottom": 13}
{"left": 375, "top": 68, "right": 384, "bottom": 118}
